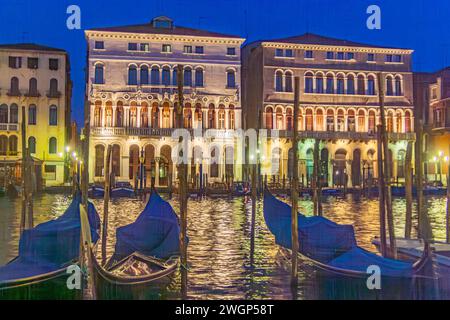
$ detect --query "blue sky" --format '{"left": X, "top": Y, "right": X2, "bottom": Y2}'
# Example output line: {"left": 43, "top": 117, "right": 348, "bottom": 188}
{"left": 1, "top": 0, "right": 449, "bottom": 126}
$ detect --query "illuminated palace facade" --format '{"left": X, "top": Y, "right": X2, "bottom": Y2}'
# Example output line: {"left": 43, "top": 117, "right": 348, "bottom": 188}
{"left": 0, "top": 44, "right": 71, "bottom": 187}
{"left": 85, "top": 16, "right": 245, "bottom": 186}
{"left": 242, "top": 34, "right": 415, "bottom": 188}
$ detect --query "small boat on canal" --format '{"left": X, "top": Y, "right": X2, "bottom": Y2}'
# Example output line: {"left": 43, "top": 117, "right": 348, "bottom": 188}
{"left": 88, "top": 181, "right": 136, "bottom": 199}
{"left": 263, "top": 189, "right": 432, "bottom": 282}
{"left": 0, "top": 194, "right": 101, "bottom": 300}
{"left": 81, "top": 190, "right": 180, "bottom": 299}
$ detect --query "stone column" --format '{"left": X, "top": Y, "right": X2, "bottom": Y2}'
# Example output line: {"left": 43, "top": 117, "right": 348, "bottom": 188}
{"left": 159, "top": 106, "right": 163, "bottom": 128}
{"left": 137, "top": 107, "right": 141, "bottom": 128}
{"left": 155, "top": 160, "right": 160, "bottom": 186}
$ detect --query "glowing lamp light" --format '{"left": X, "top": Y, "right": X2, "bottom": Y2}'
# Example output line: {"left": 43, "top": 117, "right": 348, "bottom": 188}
{"left": 438, "top": 150, "right": 443, "bottom": 157}
{"left": 72, "top": 151, "right": 77, "bottom": 158}
{"left": 445, "top": 156, "right": 449, "bottom": 162}
{"left": 65, "top": 146, "right": 70, "bottom": 152}
{"left": 58, "top": 152, "right": 63, "bottom": 158}
{"left": 433, "top": 156, "right": 438, "bottom": 162}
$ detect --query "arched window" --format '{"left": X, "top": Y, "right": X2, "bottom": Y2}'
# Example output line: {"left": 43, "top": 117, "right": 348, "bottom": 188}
{"left": 10, "top": 77, "right": 19, "bottom": 94}
{"left": 347, "top": 110, "right": 356, "bottom": 131}
{"left": 227, "top": 70, "right": 236, "bottom": 88}
{"left": 184, "top": 104, "right": 192, "bottom": 128}
{"left": 326, "top": 74, "right": 334, "bottom": 94}
{"left": 112, "top": 144, "right": 121, "bottom": 177}
{"left": 8, "top": 136, "right": 18, "bottom": 155}
{"left": 94, "top": 101, "right": 102, "bottom": 127}
{"left": 218, "top": 106, "right": 226, "bottom": 129}
{"left": 49, "top": 78, "right": 58, "bottom": 96}
{"left": 336, "top": 74, "right": 345, "bottom": 94}
{"left": 151, "top": 102, "right": 159, "bottom": 128}
{"left": 95, "top": 145, "right": 105, "bottom": 177}
{"left": 386, "top": 76, "right": 394, "bottom": 96}
{"left": 29, "top": 78, "right": 38, "bottom": 96}
{"left": 368, "top": 110, "right": 376, "bottom": 133}
{"left": 337, "top": 109, "right": 345, "bottom": 131}
{"left": 286, "top": 108, "right": 293, "bottom": 130}
{"left": 9, "top": 104, "right": 18, "bottom": 124}
{"left": 194, "top": 103, "right": 203, "bottom": 129}
{"left": 49, "top": 105, "right": 58, "bottom": 125}
{"left": 396, "top": 111, "right": 402, "bottom": 132}
{"left": 128, "top": 65, "right": 138, "bottom": 85}
{"left": 140, "top": 65, "right": 149, "bottom": 85}
{"left": 326, "top": 109, "right": 335, "bottom": 131}
{"left": 367, "top": 75, "right": 376, "bottom": 95}
{"left": 305, "top": 109, "right": 313, "bottom": 131}
{"left": 210, "top": 147, "right": 219, "bottom": 178}
{"left": 141, "top": 102, "right": 149, "bottom": 128}
{"left": 150, "top": 66, "right": 159, "bottom": 85}
{"left": 195, "top": 68, "right": 204, "bottom": 87}
{"left": 105, "top": 101, "right": 113, "bottom": 127}
{"left": 265, "top": 107, "right": 273, "bottom": 129}
{"left": 357, "top": 75, "right": 365, "bottom": 95}
{"left": 94, "top": 64, "right": 104, "bottom": 84}
{"left": 208, "top": 104, "right": 215, "bottom": 128}
{"left": 276, "top": 107, "right": 283, "bottom": 129}
{"left": 172, "top": 69, "right": 177, "bottom": 86}
{"left": 285, "top": 72, "right": 293, "bottom": 92}
{"left": 28, "top": 104, "right": 37, "bottom": 125}
{"left": 0, "top": 105, "right": 8, "bottom": 123}
{"left": 298, "top": 109, "right": 303, "bottom": 131}
{"left": 129, "top": 102, "right": 137, "bottom": 127}
{"left": 275, "top": 71, "right": 283, "bottom": 92}
{"left": 28, "top": 136, "right": 36, "bottom": 154}
{"left": 357, "top": 110, "right": 365, "bottom": 132}
{"left": 305, "top": 72, "right": 314, "bottom": 93}
{"left": 0, "top": 136, "right": 7, "bottom": 155}
{"left": 49, "top": 137, "right": 57, "bottom": 154}
{"left": 229, "top": 107, "right": 235, "bottom": 129}
{"left": 162, "top": 102, "right": 170, "bottom": 128}
{"left": 316, "top": 73, "right": 324, "bottom": 93}
{"left": 387, "top": 111, "right": 394, "bottom": 132}
{"left": 405, "top": 110, "right": 412, "bottom": 132}
{"left": 395, "top": 76, "right": 402, "bottom": 96}
{"left": 347, "top": 75, "right": 355, "bottom": 94}
{"left": 184, "top": 67, "right": 192, "bottom": 87}
{"left": 116, "top": 101, "right": 124, "bottom": 127}
{"left": 162, "top": 67, "right": 170, "bottom": 85}
{"left": 316, "top": 109, "right": 324, "bottom": 131}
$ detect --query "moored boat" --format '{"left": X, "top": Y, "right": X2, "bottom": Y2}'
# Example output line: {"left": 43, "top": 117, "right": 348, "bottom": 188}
{"left": 0, "top": 195, "right": 100, "bottom": 300}
{"left": 81, "top": 191, "right": 180, "bottom": 300}
{"left": 263, "top": 189, "right": 432, "bottom": 282}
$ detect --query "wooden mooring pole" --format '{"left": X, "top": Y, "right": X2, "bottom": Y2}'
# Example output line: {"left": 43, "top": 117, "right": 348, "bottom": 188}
{"left": 290, "top": 77, "right": 300, "bottom": 288}
{"left": 446, "top": 144, "right": 450, "bottom": 243}
{"left": 376, "top": 125, "right": 387, "bottom": 257}
{"left": 102, "top": 144, "right": 112, "bottom": 266}
{"left": 176, "top": 65, "right": 188, "bottom": 298}
{"left": 377, "top": 73, "right": 397, "bottom": 259}
{"left": 404, "top": 141, "right": 413, "bottom": 239}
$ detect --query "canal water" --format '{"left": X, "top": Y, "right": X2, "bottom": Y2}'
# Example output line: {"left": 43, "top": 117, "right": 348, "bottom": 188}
{"left": 0, "top": 193, "right": 448, "bottom": 299}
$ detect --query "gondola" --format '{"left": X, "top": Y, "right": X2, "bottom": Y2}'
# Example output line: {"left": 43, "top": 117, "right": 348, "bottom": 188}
{"left": 0, "top": 194, "right": 100, "bottom": 299}
{"left": 88, "top": 185, "right": 136, "bottom": 199}
{"left": 81, "top": 190, "right": 180, "bottom": 300}
{"left": 263, "top": 189, "right": 432, "bottom": 281}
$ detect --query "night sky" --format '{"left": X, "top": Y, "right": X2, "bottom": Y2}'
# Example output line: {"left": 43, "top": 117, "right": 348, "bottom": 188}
{"left": 1, "top": 0, "right": 449, "bottom": 127}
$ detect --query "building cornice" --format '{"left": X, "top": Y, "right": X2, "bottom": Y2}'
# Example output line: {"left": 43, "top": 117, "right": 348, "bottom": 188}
{"left": 264, "top": 65, "right": 413, "bottom": 74}
{"left": 87, "top": 56, "right": 241, "bottom": 67}
{"left": 261, "top": 42, "right": 413, "bottom": 55}
{"left": 85, "top": 30, "right": 245, "bottom": 46}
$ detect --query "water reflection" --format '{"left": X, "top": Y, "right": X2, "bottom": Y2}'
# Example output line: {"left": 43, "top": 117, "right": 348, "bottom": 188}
{"left": 0, "top": 193, "right": 448, "bottom": 299}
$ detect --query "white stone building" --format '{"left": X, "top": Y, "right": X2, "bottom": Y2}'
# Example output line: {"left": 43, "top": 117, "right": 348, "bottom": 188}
{"left": 85, "top": 16, "right": 245, "bottom": 187}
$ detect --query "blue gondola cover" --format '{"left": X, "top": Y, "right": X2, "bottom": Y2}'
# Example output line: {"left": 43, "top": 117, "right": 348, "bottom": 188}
{"left": 0, "top": 195, "right": 100, "bottom": 282}
{"left": 113, "top": 192, "right": 180, "bottom": 261}
{"left": 263, "top": 190, "right": 417, "bottom": 277}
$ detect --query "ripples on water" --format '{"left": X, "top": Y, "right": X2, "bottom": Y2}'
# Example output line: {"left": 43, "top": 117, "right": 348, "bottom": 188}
{"left": 0, "top": 193, "right": 448, "bottom": 299}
